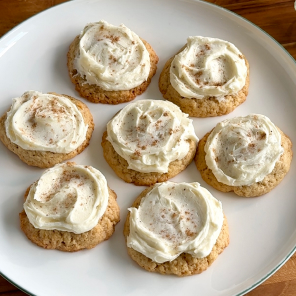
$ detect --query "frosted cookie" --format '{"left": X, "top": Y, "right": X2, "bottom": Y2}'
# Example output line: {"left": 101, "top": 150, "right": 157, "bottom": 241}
{"left": 159, "top": 36, "right": 250, "bottom": 117}
{"left": 123, "top": 182, "right": 229, "bottom": 276}
{"left": 19, "top": 162, "right": 120, "bottom": 251}
{"left": 0, "top": 91, "right": 94, "bottom": 168}
{"left": 67, "top": 20, "right": 159, "bottom": 104}
{"left": 195, "top": 114, "right": 293, "bottom": 197}
{"left": 101, "top": 100, "right": 198, "bottom": 186}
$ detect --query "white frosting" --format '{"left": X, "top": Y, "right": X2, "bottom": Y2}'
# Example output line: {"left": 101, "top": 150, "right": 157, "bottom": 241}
{"left": 24, "top": 163, "right": 109, "bottom": 234}
{"left": 106, "top": 100, "right": 198, "bottom": 173}
{"left": 5, "top": 91, "right": 88, "bottom": 153}
{"left": 205, "top": 114, "right": 284, "bottom": 186}
{"left": 127, "top": 182, "right": 223, "bottom": 263}
{"left": 170, "top": 36, "right": 247, "bottom": 100}
{"left": 74, "top": 20, "right": 150, "bottom": 91}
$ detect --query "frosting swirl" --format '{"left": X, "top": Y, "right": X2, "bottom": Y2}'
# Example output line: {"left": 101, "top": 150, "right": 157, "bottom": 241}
{"left": 170, "top": 36, "right": 247, "bottom": 99}
{"left": 205, "top": 114, "right": 284, "bottom": 186}
{"left": 106, "top": 100, "right": 198, "bottom": 173}
{"left": 24, "top": 163, "right": 109, "bottom": 234}
{"left": 74, "top": 20, "right": 150, "bottom": 91}
{"left": 5, "top": 91, "right": 88, "bottom": 153}
{"left": 127, "top": 182, "right": 224, "bottom": 263}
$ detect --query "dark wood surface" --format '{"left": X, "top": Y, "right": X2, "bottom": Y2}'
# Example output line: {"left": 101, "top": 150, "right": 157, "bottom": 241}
{"left": 0, "top": 1, "right": 296, "bottom": 295}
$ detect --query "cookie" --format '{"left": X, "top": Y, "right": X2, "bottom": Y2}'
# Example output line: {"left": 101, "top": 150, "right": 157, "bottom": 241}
{"left": 195, "top": 115, "right": 293, "bottom": 197}
{"left": 101, "top": 100, "right": 198, "bottom": 186}
{"left": 123, "top": 182, "right": 229, "bottom": 276}
{"left": 159, "top": 36, "right": 250, "bottom": 117}
{"left": 20, "top": 162, "right": 120, "bottom": 251}
{"left": 0, "top": 91, "right": 94, "bottom": 168}
{"left": 67, "top": 20, "right": 159, "bottom": 104}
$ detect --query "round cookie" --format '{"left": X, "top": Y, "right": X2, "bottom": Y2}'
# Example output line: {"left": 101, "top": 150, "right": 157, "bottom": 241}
{"left": 195, "top": 128, "right": 293, "bottom": 197}
{"left": 20, "top": 187, "right": 120, "bottom": 252}
{"left": 159, "top": 40, "right": 250, "bottom": 118}
{"left": 67, "top": 25, "right": 159, "bottom": 104}
{"left": 123, "top": 186, "right": 230, "bottom": 276}
{"left": 102, "top": 131, "right": 196, "bottom": 186}
{"left": 102, "top": 100, "right": 198, "bottom": 186}
{"left": 0, "top": 92, "right": 94, "bottom": 168}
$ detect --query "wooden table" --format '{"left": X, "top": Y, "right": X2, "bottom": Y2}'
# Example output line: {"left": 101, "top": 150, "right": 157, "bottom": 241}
{"left": 0, "top": 1, "right": 295, "bottom": 295}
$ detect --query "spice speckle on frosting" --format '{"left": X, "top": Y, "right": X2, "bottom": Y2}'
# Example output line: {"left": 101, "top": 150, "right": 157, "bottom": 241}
{"left": 106, "top": 100, "right": 198, "bottom": 173}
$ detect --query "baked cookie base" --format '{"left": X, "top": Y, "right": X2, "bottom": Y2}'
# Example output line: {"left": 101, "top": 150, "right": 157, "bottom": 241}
{"left": 101, "top": 131, "right": 197, "bottom": 186}
{"left": 0, "top": 93, "right": 94, "bottom": 168}
{"left": 159, "top": 51, "right": 250, "bottom": 118}
{"left": 123, "top": 186, "right": 230, "bottom": 276}
{"left": 20, "top": 187, "right": 120, "bottom": 252}
{"left": 67, "top": 37, "right": 159, "bottom": 104}
{"left": 195, "top": 128, "right": 293, "bottom": 197}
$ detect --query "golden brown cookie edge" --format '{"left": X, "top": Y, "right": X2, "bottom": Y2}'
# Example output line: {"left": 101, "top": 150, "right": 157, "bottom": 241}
{"left": 195, "top": 127, "right": 293, "bottom": 197}
{"left": 0, "top": 92, "right": 94, "bottom": 168}
{"left": 101, "top": 131, "right": 197, "bottom": 186}
{"left": 20, "top": 185, "right": 120, "bottom": 252}
{"left": 67, "top": 36, "right": 159, "bottom": 104}
{"left": 158, "top": 47, "right": 250, "bottom": 118}
{"left": 123, "top": 185, "right": 230, "bottom": 276}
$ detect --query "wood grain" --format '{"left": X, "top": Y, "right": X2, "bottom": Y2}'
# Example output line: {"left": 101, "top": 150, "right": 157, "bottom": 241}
{"left": 209, "top": 0, "right": 296, "bottom": 59}
{"left": 0, "top": 0, "right": 295, "bottom": 295}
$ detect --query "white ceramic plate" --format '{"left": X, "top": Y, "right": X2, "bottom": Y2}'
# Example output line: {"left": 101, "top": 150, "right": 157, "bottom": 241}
{"left": 0, "top": 0, "right": 296, "bottom": 295}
